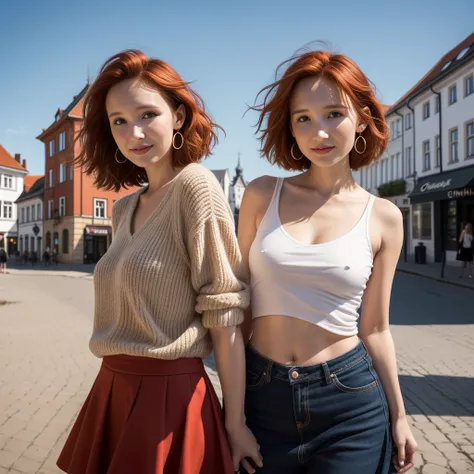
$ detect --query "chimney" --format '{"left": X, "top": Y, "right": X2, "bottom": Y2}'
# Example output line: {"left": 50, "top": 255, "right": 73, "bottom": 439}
{"left": 22, "top": 159, "right": 27, "bottom": 170}
{"left": 14, "top": 153, "right": 21, "bottom": 163}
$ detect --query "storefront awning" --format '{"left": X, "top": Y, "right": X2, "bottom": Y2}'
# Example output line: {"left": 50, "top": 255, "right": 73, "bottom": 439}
{"left": 85, "top": 225, "right": 112, "bottom": 235}
{"left": 409, "top": 166, "right": 474, "bottom": 203}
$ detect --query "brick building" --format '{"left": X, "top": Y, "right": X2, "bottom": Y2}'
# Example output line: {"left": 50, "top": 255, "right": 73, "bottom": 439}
{"left": 37, "top": 85, "right": 137, "bottom": 264}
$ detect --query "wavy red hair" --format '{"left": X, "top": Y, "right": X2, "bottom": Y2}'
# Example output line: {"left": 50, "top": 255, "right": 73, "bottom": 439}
{"left": 76, "top": 50, "right": 221, "bottom": 191}
{"left": 253, "top": 50, "right": 389, "bottom": 171}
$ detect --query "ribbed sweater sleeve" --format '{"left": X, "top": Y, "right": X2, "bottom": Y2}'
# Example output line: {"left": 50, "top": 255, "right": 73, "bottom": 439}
{"left": 180, "top": 170, "right": 249, "bottom": 328}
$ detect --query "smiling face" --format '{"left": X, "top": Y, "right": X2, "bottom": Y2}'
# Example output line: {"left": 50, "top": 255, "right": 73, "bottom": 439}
{"left": 105, "top": 78, "right": 185, "bottom": 169}
{"left": 290, "top": 76, "right": 366, "bottom": 169}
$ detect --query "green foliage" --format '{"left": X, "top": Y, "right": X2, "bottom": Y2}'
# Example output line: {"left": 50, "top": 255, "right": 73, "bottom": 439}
{"left": 377, "top": 179, "right": 406, "bottom": 198}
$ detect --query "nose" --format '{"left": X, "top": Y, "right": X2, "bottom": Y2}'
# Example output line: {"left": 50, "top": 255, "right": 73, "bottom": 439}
{"left": 132, "top": 125, "right": 145, "bottom": 139}
{"left": 315, "top": 129, "right": 329, "bottom": 139}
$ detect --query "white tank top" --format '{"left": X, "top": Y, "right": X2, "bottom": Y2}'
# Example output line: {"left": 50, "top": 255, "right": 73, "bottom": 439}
{"left": 463, "top": 232, "right": 473, "bottom": 248}
{"left": 249, "top": 177, "right": 375, "bottom": 336}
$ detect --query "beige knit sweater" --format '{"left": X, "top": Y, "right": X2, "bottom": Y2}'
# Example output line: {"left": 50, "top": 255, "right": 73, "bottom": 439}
{"left": 89, "top": 164, "right": 249, "bottom": 360}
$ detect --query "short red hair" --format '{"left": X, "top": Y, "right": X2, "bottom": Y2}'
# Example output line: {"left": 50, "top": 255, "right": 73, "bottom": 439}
{"left": 253, "top": 50, "right": 389, "bottom": 171}
{"left": 76, "top": 50, "right": 221, "bottom": 191}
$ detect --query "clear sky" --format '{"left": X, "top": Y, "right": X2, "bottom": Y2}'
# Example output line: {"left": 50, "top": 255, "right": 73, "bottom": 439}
{"left": 0, "top": 0, "right": 473, "bottom": 182}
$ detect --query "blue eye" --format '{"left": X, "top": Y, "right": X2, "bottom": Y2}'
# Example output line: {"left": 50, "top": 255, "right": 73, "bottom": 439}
{"left": 328, "top": 111, "right": 343, "bottom": 118}
{"left": 143, "top": 112, "right": 158, "bottom": 119}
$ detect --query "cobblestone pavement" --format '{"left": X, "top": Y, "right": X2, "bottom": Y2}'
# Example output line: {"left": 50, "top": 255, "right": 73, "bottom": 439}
{"left": 0, "top": 270, "right": 473, "bottom": 473}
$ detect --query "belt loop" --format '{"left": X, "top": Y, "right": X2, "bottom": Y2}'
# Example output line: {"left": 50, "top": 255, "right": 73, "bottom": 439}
{"left": 322, "top": 362, "right": 332, "bottom": 385}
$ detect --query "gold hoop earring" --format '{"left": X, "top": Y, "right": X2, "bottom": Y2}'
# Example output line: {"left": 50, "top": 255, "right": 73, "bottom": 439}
{"left": 354, "top": 134, "right": 367, "bottom": 154}
{"left": 115, "top": 149, "right": 127, "bottom": 164}
{"left": 291, "top": 143, "right": 303, "bottom": 161}
{"left": 172, "top": 131, "right": 184, "bottom": 150}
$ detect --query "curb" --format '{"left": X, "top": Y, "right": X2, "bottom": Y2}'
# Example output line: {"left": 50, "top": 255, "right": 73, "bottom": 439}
{"left": 396, "top": 268, "right": 474, "bottom": 291}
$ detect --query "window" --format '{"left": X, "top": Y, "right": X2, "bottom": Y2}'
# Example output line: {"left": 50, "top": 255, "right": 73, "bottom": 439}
{"left": 379, "top": 160, "right": 384, "bottom": 184}
{"left": 466, "top": 121, "right": 474, "bottom": 159}
{"left": 390, "top": 155, "right": 395, "bottom": 180}
{"left": 59, "top": 163, "right": 66, "bottom": 183}
{"left": 59, "top": 131, "right": 66, "bottom": 152}
{"left": 374, "top": 162, "right": 378, "bottom": 187}
{"left": 449, "top": 128, "right": 459, "bottom": 163}
{"left": 49, "top": 169, "right": 54, "bottom": 188}
{"left": 423, "top": 101, "right": 430, "bottom": 120}
{"left": 62, "top": 229, "right": 69, "bottom": 254}
{"left": 59, "top": 197, "right": 66, "bottom": 217}
{"left": 435, "top": 96, "right": 440, "bottom": 114}
{"left": 405, "top": 147, "right": 412, "bottom": 177}
{"left": 396, "top": 119, "right": 401, "bottom": 138}
{"left": 49, "top": 140, "right": 55, "bottom": 157}
{"left": 94, "top": 199, "right": 107, "bottom": 218}
{"left": 390, "top": 122, "right": 395, "bottom": 140}
{"left": 412, "top": 203, "right": 432, "bottom": 240}
{"left": 396, "top": 152, "right": 401, "bottom": 179}
{"left": 48, "top": 200, "right": 54, "bottom": 219}
{"left": 465, "top": 74, "right": 474, "bottom": 97}
{"left": 32, "top": 205, "right": 35, "bottom": 222}
{"left": 69, "top": 165, "right": 74, "bottom": 181}
{"left": 384, "top": 159, "right": 389, "bottom": 183}
{"left": 2, "top": 201, "right": 12, "bottom": 219}
{"left": 435, "top": 135, "right": 441, "bottom": 168}
{"left": 21, "top": 208, "right": 25, "bottom": 224}
{"left": 37, "top": 203, "right": 41, "bottom": 220}
{"left": 423, "top": 140, "right": 431, "bottom": 171}
{"left": 26, "top": 206, "right": 30, "bottom": 222}
{"left": 2, "top": 175, "right": 13, "bottom": 189}
{"left": 448, "top": 85, "right": 457, "bottom": 105}
{"left": 405, "top": 113, "right": 412, "bottom": 130}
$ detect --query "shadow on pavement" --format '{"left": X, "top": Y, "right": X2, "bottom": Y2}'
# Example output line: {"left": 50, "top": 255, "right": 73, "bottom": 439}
{"left": 400, "top": 374, "right": 474, "bottom": 417}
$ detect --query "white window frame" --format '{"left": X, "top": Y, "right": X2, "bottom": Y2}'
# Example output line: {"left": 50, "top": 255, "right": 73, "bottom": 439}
{"left": 405, "top": 113, "right": 412, "bottom": 130}
{"left": 69, "top": 165, "right": 74, "bottom": 181}
{"left": 435, "top": 95, "right": 440, "bottom": 114}
{"left": 59, "top": 196, "right": 66, "bottom": 217}
{"left": 32, "top": 205, "right": 36, "bottom": 222}
{"left": 59, "top": 131, "right": 66, "bottom": 152}
{"left": 405, "top": 147, "right": 412, "bottom": 177}
{"left": 59, "top": 163, "right": 66, "bottom": 183}
{"left": 26, "top": 206, "right": 30, "bottom": 222}
{"left": 2, "top": 174, "right": 13, "bottom": 189}
{"left": 423, "top": 140, "right": 431, "bottom": 171}
{"left": 48, "top": 200, "right": 54, "bottom": 219}
{"left": 49, "top": 169, "right": 54, "bottom": 188}
{"left": 448, "top": 85, "right": 457, "bottom": 105}
{"left": 21, "top": 207, "right": 25, "bottom": 224}
{"left": 2, "top": 201, "right": 13, "bottom": 219}
{"left": 466, "top": 121, "right": 474, "bottom": 159}
{"left": 37, "top": 203, "right": 42, "bottom": 220}
{"left": 422, "top": 101, "right": 430, "bottom": 120}
{"left": 49, "top": 140, "right": 55, "bottom": 158}
{"left": 94, "top": 198, "right": 107, "bottom": 219}
{"left": 465, "top": 74, "right": 474, "bottom": 97}
{"left": 449, "top": 128, "right": 459, "bottom": 163}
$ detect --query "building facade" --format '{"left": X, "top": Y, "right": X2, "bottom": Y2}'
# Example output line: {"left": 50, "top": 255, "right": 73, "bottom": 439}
{"left": 355, "top": 33, "right": 474, "bottom": 264}
{"left": 16, "top": 176, "right": 45, "bottom": 257}
{"left": 37, "top": 85, "right": 138, "bottom": 264}
{"left": 0, "top": 146, "right": 27, "bottom": 255}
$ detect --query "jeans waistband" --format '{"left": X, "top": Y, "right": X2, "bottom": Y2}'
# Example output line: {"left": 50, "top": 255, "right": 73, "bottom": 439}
{"left": 246, "top": 340, "right": 370, "bottom": 385}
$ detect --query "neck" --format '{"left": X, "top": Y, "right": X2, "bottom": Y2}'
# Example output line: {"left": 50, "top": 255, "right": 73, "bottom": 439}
{"left": 304, "top": 157, "right": 355, "bottom": 198}
{"left": 144, "top": 153, "right": 181, "bottom": 194}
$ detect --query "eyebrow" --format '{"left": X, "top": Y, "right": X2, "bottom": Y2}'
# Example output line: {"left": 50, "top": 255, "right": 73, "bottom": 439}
{"left": 291, "top": 104, "right": 348, "bottom": 116}
{"left": 108, "top": 105, "right": 160, "bottom": 118}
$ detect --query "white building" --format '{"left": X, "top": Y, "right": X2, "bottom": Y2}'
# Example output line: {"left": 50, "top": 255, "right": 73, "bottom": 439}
{"left": 16, "top": 176, "right": 45, "bottom": 257}
{"left": 355, "top": 32, "right": 474, "bottom": 264}
{"left": 211, "top": 156, "right": 247, "bottom": 225}
{"left": 0, "top": 145, "right": 28, "bottom": 255}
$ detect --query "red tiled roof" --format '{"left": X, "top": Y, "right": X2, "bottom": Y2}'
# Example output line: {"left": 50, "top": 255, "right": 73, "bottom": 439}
{"left": 24, "top": 175, "right": 43, "bottom": 192}
{"left": 0, "top": 144, "right": 26, "bottom": 171}
{"left": 387, "top": 32, "right": 474, "bottom": 114}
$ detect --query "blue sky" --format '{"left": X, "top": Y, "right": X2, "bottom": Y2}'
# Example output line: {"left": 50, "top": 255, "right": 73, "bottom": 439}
{"left": 0, "top": 0, "right": 472, "bottom": 182}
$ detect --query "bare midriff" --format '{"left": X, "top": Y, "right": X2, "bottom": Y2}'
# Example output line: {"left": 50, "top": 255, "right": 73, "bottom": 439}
{"left": 250, "top": 315, "right": 360, "bottom": 366}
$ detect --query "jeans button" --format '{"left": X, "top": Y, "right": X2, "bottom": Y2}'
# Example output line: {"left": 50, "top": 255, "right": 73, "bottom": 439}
{"left": 291, "top": 370, "right": 299, "bottom": 380}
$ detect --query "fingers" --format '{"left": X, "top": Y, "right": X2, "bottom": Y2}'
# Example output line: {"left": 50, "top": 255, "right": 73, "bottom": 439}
{"left": 240, "top": 458, "right": 256, "bottom": 474}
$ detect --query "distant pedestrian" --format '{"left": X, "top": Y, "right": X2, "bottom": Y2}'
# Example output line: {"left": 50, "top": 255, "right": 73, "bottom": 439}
{"left": 0, "top": 248, "right": 7, "bottom": 274}
{"left": 458, "top": 223, "right": 473, "bottom": 279}
{"left": 43, "top": 248, "right": 50, "bottom": 266}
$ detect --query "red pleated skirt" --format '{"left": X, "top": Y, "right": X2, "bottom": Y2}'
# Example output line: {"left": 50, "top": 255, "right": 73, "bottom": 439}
{"left": 57, "top": 355, "right": 234, "bottom": 474}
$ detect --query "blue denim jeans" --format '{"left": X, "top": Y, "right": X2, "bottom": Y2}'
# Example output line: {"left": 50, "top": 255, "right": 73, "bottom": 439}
{"left": 244, "top": 341, "right": 394, "bottom": 473}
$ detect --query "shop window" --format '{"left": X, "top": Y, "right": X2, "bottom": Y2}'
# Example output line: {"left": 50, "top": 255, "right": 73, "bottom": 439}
{"left": 412, "top": 203, "right": 432, "bottom": 240}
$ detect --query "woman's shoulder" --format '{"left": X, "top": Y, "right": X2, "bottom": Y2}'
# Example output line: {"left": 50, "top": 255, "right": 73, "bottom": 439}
{"left": 113, "top": 189, "right": 140, "bottom": 214}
